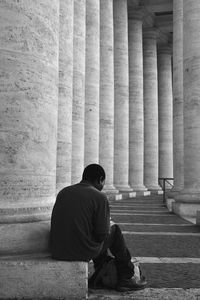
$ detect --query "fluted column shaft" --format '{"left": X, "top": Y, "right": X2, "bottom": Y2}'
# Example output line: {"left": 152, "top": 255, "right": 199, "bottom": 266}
{"left": 71, "top": 0, "right": 86, "bottom": 184}
{"left": 113, "top": 0, "right": 131, "bottom": 191}
{"left": 56, "top": 0, "right": 74, "bottom": 192}
{"left": 158, "top": 47, "right": 173, "bottom": 180}
{"left": 143, "top": 29, "right": 160, "bottom": 190}
{"left": 0, "top": 0, "right": 59, "bottom": 258}
{"left": 170, "top": 0, "right": 184, "bottom": 195}
{"left": 176, "top": 0, "right": 200, "bottom": 202}
{"left": 84, "top": 0, "right": 100, "bottom": 166}
{"left": 0, "top": 0, "right": 59, "bottom": 223}
{"left": 128, "top": 15, "right": 146, "bottom": 191}
{"left": 99, "top": 0, "right": 116, "bottom": 192}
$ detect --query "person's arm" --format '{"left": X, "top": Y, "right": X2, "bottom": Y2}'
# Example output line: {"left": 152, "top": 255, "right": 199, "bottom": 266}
{"left": 93, "top": 195, "right": 110, "bottom": 243}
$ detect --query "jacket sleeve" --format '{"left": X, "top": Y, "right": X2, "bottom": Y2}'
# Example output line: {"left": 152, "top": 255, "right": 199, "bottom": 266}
{"left": 93, "top": 195, "right": 110, "bottom": 243}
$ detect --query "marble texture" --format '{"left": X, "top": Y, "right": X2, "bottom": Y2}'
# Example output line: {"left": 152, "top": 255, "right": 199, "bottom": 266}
{"left": 0, "top": 259, "right": 87, "bottom": 299}
{"left": 182, "top": 0, "right": 200, "bottom": 193}
{"left": 113, "top": 0, "right": 132, "bottom": 192}
{"left": 128, "top": 15, "right": 146, "bottom": 191}
{"left": 99, "top": 0, "right": 117, "bottom": 192}
{"left": 175, "top": 0, "right": 200, "bottom": 214}
{"left": 0, "top": 0, "right": 59, "bottom": 220}
{"left": 158, "top": 47, "right": 173, "bottom": 181}
{"left": 71, "top": 0, "right": 86, "bottom": 184}
{"left": 84, "top": 0, "right": 100, "bottom": 166}
{"left": 56, "top": 0, "right": 74, "bottom": 192}
{"left": 143, "top": 28, "right": 160, "bottom": 191}
{"left": 89, "top": 288, "right": 200, "bottom": 300}
{"left": 169, "top": 0, "right": 184, "bottom": 196}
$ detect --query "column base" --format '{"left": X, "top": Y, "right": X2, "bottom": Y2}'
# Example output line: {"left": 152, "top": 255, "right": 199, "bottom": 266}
{"left": 167, "top": 186, "right": 183, "bottom": 198}
{"left": 103, "top": 184, "right": 119, "bottom": 194}
{"left": 0, "top": 202, "right": 54, "bottom": 224}
{"left": 175, "top": 189, "right": 200, "bottom": 202}
{"left": 145, "top": 185, "right": 163, "bottom": 195}
{"left": 114, "top": 184, "right": 133, "bottom": 193}
{"left": 170, "top": 189, "right": 200, "bottom": 222}
{"left": 172, "top": 200, "right": 200, "bottom": 222}
{"left": 104, "top": 185, "right": 122, "bottom": 201}
{"left": 130, "top": 185, "right": 150, "bottom": 196}
{"left": 107, "top": 193, "right": 123, "bottom": 201}
{"left": 135, "top": 190, "right": 151, "bottom": 196}
{"left": 130, "top": 184, "right": 147, "bottom": 192}
{"left": 149, "top": 189, "right": 164, "bottom": 195}
{"left": 121, "top": 191, "right": 137, "bottom": 199}
{"left": 145, "top": 184, "right": 162, "bottom": 190}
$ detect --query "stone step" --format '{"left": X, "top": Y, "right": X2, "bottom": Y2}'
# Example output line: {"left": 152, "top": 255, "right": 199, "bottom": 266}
{"left": 110, "top": 200, "right": 164, "bottom": 205}
{"left": 111, "top": 214, "right": 189, "bottom": 224}
{"left": 124, "top": 233, "right": 200, "bottom": 258}
{"left": 111, "top": 210, "right": 171, "bottom": 214}
{"left": 0, "top": 255, "right": 88, "bottom": 300}
{"left": 89, "top": 288, "right": 200, "bottom": 300}
{"left": 119, "top": 223, "right": 200, "bottom": 233}
{"left": 0, "top": 221, "right": 50, "bottom": 255}
{"left": 110, "top": 206, "right": 166, "bottom": 210}
{"left": 89, "top": 194, "right": 200, "bottom": 300}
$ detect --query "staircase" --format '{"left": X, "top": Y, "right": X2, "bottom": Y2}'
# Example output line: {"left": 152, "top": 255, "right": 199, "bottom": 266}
{"left": 89, "top": 195, "right": 200, "bottom": 300}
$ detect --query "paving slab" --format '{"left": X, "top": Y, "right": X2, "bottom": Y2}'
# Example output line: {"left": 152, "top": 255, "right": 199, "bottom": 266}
{"left": 89, "top": 288, "right": 200, "bottom": 300}
{"left": 140, "top": 263, "right": 200, "bottom": 288}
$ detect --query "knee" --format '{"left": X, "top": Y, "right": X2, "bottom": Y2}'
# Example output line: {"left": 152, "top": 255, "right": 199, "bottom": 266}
{"left": 110, "top": 223, "right": 121, "bottom": 235}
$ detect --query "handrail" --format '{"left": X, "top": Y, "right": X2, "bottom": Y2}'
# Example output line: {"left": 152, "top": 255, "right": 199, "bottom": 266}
{"left": 158, "top": 178, "right": 174, "bottom": 204}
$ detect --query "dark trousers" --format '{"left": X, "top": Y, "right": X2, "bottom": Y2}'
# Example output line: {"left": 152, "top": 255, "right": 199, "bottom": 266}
{"left": 93, "top": 224, "right": 134, "bottom": 280}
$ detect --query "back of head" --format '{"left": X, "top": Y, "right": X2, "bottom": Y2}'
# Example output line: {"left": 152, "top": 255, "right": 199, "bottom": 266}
{"left": 82, "top": 164, "right": 106, "bottom": 182}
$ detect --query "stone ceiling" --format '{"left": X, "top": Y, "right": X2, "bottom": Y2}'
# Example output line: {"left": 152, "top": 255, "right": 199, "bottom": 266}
{"left": 128, "top": 0, "right": 173, "bottom": 46}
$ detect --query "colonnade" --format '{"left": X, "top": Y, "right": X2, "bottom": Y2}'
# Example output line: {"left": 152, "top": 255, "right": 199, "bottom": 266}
{"left": 59, "top": 0, "right": 174, "bottom": 195}
{"left": 2, "top": 0, "right": 200, "bottom": 256}
{"left": 2, "top": 1, "right": 200, "bottom": 291}
{"left": 0, "top": 0, "right": 174, "bottom": 228}
{"left": 57, "top": 0, "right": 174, "bottom": 197}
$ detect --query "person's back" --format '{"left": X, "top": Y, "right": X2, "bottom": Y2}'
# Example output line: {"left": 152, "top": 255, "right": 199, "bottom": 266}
{"left": 50, "top": 166, "right": 110, "bottom": 261}
{"left": 50, "top": 164, "right": 147, "bottom": 291}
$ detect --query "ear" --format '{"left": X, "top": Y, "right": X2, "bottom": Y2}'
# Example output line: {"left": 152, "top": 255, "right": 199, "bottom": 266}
{"left": 99, "top": 176, "right": 105, "bottom": 183}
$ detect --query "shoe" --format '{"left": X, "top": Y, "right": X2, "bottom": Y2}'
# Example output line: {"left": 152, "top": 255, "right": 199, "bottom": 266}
{"left": 116, "top": 274, "right": 147, "bottom": 292}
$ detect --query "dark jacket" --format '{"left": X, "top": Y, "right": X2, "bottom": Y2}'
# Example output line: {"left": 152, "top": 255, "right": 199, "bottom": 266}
{"left": 50, "top": 180, "right": 110, "bottom": 261}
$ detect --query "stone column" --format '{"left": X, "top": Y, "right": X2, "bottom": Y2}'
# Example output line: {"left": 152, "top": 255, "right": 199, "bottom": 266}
{"left": 174, "top": 0, "right": 200, "bottom": 218}
{"left": 143, "top": 28, "right": 160, "bottom": 191}
{"left": 99, "top": 0, "right": 117, "bottom": 192}
{"left": 128, "top": 13, "right": 146, "bottom": 191}
{"left": 84, "top": 0, "right": 100, "bottom": 166}
{"left": 113, "top": 0, "right": 132, "bottom": 192}
{"left": 169, "top": 0, "right": 184, "bottom": 196}
{"left": 158, "top": 47, "right": 173, "bottom": 181}
{"left": 0, "top": 0, "right": 59, "bottom": 223}
{"left": 56, "top": 0, "right": 74, "bottom": 192}
{"left": 0, "top": 0, "right": 59, "bottom": 255}
{"left": 71, "top": 0, "right": 86, "bottom": 184}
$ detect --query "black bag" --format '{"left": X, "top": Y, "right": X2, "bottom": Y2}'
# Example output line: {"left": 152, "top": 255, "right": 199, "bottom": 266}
{"left": 89, "top": 256, "right": 146, "bottom": 290}
{"left": 88, "top": 256, "right": 118, "bottom": 289}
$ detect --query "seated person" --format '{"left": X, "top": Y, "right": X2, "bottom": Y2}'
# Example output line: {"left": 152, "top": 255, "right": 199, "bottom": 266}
{"left": 50, "top": 164, "right": 146, "bottom": 292}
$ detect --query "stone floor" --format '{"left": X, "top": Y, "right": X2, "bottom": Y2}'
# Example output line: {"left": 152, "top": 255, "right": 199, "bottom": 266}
{"left": 88, "top": 195, "right": 200, "bottom": 300}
